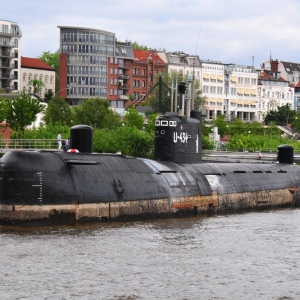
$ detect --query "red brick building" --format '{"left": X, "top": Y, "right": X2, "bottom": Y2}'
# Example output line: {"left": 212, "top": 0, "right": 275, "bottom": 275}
{"left": 130, "top": 50, "right": 167, "bottom": 106}
{"left": 107, "top": 42, "right": 134, "bottom": 109}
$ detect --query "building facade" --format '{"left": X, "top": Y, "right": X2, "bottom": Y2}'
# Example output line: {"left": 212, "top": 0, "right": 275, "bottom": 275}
{"left": 21, "top": 57, "right": 55, "bottom": 98}
{"left": 130, "top": 49, "right": 167, "bottom": 104}
{"left": 257, "top": 67, "right": 293, "bottom": 123}
{"left": 58, "top": 26, "right": 115, "bottom": 105}
{"left": 107, "top": 42, "right": 134, "bottom": 109}
{"left": 268, "top": 59, "right": 299, "bottom": 112}
{"left": 0, "top": 19, "right": 22, "bottom": 92}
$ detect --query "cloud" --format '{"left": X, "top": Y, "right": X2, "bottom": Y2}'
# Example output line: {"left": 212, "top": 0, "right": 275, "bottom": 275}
{"left": 4, "top": 0, "right": 300, "bottom": 66}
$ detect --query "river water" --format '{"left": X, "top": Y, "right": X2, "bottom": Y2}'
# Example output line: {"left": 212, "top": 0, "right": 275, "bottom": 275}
{"left": 1, "top": 209, "right": 300, "bottom": 300}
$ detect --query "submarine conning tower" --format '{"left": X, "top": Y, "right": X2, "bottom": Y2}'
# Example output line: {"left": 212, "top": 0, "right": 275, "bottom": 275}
{"left": 154, "top": 110, "right": 202, "bottom": 163}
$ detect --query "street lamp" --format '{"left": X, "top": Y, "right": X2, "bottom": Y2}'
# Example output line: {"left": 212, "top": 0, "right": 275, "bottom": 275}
{"left": 54, "top": 87, "right": 70, "bottom": 97}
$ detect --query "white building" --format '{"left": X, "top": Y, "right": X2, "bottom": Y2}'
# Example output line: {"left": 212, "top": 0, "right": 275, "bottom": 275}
{"left": 202, "top": 61, "right": 258, "bottom": 122}
{"left": 257, "top": 67, "right": 294, "bottom": 123}
{"left": 201, "top": 60, "right": 225, "bottom": 120}
{"left": 0, "top": 19, "right": 22, "bottom": 92}
{"left": 21, "top": 57, "right": 55, "bottom": 98}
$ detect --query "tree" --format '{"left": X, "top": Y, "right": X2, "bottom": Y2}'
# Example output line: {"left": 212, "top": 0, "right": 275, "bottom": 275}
{"left": 72, "top": 98, "right": 121, "bottom": 129}
{"left": 43, "top": 96, "right": 72, "bottom": 126}
{"left": 211, "top": 115, "right": 228, "bottom": 137}
{"left": 38, "top": 50, "right": 60, "bottom": 93}
{"left": 0, "top": 97, "right": 9, "bottom": 121}
{"left": 44, "top": 89, "right": 54, "bottom": 102}
{"left": 123, "top": 108, "right": 144, "bottom": 129}
{"left": 264, "top": 104, "right": 295, "bottom": 125}
{"left": 28, "top": 79, "right": 45, "bottom": 94}
{"left": 4, "top": 93, "right": 45, "bottom": 133}
{"left": 126, "top": 40, "right": 148, "bottom": 50}
{"left": 39, "top": 51, "right": 59, "bottom": 71}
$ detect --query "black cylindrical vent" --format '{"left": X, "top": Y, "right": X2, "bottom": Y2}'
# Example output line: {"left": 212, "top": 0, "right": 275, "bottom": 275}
{"left": 277, "top": 144, "right": 294, "bottom": 164}
{"left": 70, "top": 125, "right": 93, "bottom": 153}
{"left": 190, "top": 110, "right": 201, "bottom": 120}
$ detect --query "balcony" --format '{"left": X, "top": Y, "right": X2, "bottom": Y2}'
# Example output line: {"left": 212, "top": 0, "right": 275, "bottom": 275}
{"left": 0, "top": 41, "right": 13, "bottom": 47}
{"left": 0, "top": 74, "right": 15, "bottom": 80}
{"left": 118, "top": 63, "right": 130, "bottom": 69}
{"left": 118, "top": 84, "right": 130, "bottom": 90}
{"left": 118, "top": 74, "right": 130, "bottom": 80}
{"left": 0, "top": 84, "right": 14, "bottom": 90}
{"left": 118, "top": 94, "right": 129, "bottom": 100}
{"left": 0, "top": 52, "right": 13, "bottom": 58}
{"left": 0, "top": 29, "right": 21, "bottom": 37}
{"left": 0, "top": 63, "right": 13, "bottom": 69}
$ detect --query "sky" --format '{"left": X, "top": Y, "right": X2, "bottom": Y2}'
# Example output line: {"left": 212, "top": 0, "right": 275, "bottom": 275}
{"left": 3, "top": 0, "right": 300, "bottom": 68}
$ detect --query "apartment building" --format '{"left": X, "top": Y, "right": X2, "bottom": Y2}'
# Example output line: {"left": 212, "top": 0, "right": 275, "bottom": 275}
{"left": 21, "top": 57, "right": 55, "bottom": 98}
{"left": 0, "top": 19, "right": 22, "bottom": 92}
{"left": 257, "top": 65, "right": 293, "bottom": 122}
{"left": 58, "top": 26, "right": 115, "bottom": 105}
{"left": 201, "top": 60, "right": 226, "bottom": 120}
{"left": 131, "top": 49, "right": 167, "bottom": 103}
{"left": 222, "top": 63, "right": 259, "bottom": 122}
{"left": 107, "top": 42, "right": 134, "bottom": 109}
{"left": 268, "top": 59, "right": 299, "bottom": 112}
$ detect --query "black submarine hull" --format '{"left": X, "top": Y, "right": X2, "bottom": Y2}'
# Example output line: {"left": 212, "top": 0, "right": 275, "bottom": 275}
{"left": 0, "top": 149, "right": 299, "bottom": 225}
{"left": 1, "top": 115, "right": 300, "bottom": 225}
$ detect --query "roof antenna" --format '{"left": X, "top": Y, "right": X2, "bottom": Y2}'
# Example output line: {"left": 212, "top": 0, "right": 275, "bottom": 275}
{"left": 194, "top": 25, "right": 202, "bottom": 56}
{"left": 190, "top": 25, "right": 202, "bottom": 111}
{"left": 251, "top": 56, "right": 254, "bottom": 67}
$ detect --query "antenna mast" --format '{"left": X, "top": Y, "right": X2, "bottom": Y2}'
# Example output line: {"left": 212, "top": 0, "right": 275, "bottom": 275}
{"left": 191, "top": 25, "right": 202, "bottom": 111}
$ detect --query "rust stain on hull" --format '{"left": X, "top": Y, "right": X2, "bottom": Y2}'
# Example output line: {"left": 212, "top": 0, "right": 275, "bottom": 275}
{"left": 0, "top": 187, "right": 297, "bottom": 224}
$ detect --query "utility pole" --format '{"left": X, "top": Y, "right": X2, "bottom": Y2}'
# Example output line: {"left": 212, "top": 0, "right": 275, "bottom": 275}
{"left": 187, "top": 74, "right": 193, "bottom": 117}
{"left": 178, "top": 81, "right": 187, "bottom": 116}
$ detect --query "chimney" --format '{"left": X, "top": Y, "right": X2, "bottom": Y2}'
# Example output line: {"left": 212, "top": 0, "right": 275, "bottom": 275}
{"left": 271, "top": 59, "right": 279, "bottom": 72}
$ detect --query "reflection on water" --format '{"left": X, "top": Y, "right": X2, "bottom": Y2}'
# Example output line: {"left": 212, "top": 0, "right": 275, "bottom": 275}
{"left": 1, "top": 209, "right": 300, "bottom": 300}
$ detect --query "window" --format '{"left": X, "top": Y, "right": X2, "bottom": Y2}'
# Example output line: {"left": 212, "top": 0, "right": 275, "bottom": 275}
{"left": 34, "top": 74, "right": 38, "bottom": 79}
{"left": 28, "top": 73, "right": 32, "bottom": 81}
{"left": 45, "top": 75, "right": 48, "bottom": 83}
{"left": 50, "top": 76, "right": 54, "bottom": 84}
{"left": 23, "top": 73, "right": 27, "bottom": 81}
{"left": 142, "top": 69, "right": 145, "bottom": 76}
{"left": 142, "top": 80, "right": 145, "bottom": 87}
{"left": 2, "top": 24, "right": 8, "bottom": 33}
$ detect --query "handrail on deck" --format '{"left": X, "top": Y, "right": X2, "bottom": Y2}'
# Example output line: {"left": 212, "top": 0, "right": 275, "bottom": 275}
{"left": 0, "top": 139, "right": 58, "bottom": 151}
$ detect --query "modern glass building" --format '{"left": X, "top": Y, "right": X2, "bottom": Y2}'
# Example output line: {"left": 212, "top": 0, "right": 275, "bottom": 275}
{"left": 58, "top": 26, "right": 115, "bottom": 105}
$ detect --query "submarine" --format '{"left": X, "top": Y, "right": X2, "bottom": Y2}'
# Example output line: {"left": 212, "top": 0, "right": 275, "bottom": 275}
{"left": 0, "top": 110, "right": 300, "bottom": 225}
